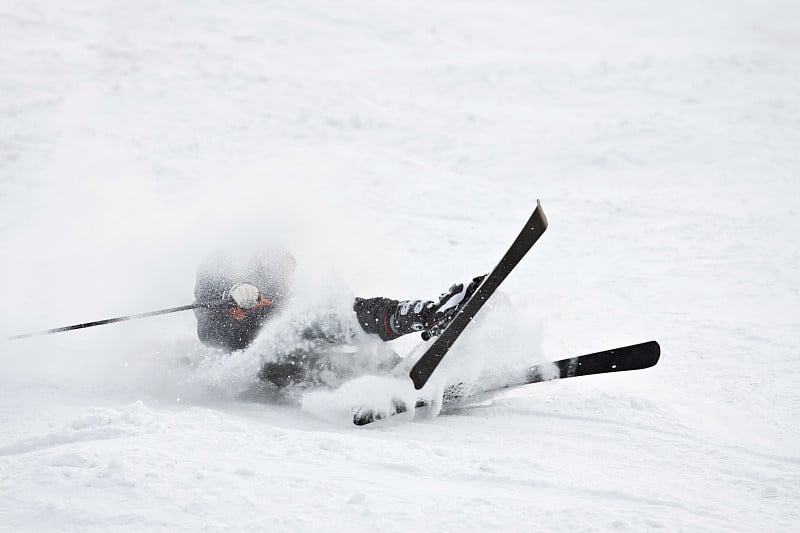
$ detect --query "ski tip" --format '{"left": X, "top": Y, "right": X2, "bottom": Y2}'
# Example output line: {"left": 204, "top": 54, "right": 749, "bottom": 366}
{"left": 648, "top": 340, "right": 661, "bottom": 365}
{"left": 534, "top": 199, "right": 548, "bottom": 229}
{"left": 643, "top": 339, "right": 660, "bottom": 351}
{"left": 353, "top": 411, "right": 377, "bottom": 426}
{"left": 650, "top": 340, "right": 660, "bottom": 351}
{"left": 352, "top": 399, "right": 411, "bottom": 426}
{"left": 635, "top": 340, "right": 661, "bottom": 369}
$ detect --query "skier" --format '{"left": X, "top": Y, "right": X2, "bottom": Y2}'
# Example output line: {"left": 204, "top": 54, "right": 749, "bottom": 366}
{"left": 193, "top": 249, "right": 485, "bottom": 389}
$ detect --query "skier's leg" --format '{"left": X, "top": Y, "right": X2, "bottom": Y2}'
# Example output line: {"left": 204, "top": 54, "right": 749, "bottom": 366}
{"left": 258, "top": 351, "right": 313, "bottom": 388}
{"left": 353, "top": 275, "right": 486, "bottom": 341}
{"left": 353, "top": 297, "right": 404, "bottom": 340}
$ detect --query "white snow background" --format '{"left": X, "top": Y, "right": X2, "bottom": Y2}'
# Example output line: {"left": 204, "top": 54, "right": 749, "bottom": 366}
{"left": 1, "top": 0, "right": 799, "bottom": 531}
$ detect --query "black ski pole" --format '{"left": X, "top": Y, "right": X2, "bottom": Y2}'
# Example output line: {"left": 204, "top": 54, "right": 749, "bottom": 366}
{"left": 6, "top": 301, "right": 226, "bottom": 341}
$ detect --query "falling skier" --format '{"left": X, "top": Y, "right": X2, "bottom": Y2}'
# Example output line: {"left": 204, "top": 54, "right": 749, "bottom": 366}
{"left": 192, "top": 248, "right": 485, "bottom": 390}
{"left": 7, "top": 201, "right": 660, "bottom": 426}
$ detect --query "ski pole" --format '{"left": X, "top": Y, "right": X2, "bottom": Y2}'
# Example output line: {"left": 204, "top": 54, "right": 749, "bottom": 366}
{"left": 6, "top": 301, "right": 226, "bottom": 341}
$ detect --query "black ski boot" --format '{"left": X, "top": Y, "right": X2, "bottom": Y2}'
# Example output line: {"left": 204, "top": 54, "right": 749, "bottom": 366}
{"left": 353, "top": 275, "right": 486, "bottom": 341}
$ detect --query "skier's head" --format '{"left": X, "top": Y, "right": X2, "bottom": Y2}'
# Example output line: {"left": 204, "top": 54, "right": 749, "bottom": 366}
{"left": 196, "top": 246, "right": 296, "bottom": 307}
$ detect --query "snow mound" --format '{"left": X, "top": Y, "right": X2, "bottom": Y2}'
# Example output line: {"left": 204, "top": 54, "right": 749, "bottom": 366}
{"left": 0, "top": 401, "right": 163, "bottom": 456}
{"left": 300, "top": 375, "right": 419, "bottom": 425}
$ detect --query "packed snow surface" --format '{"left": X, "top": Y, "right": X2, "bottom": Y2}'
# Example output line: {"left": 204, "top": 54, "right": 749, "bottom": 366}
{"left": 1, "top": 0, "right": 799, "bottom": 531}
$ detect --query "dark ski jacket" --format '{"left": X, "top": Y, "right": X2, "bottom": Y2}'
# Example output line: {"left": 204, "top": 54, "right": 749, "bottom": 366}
{"left": 193, "top": 252, "right": 404, "bottom": 352}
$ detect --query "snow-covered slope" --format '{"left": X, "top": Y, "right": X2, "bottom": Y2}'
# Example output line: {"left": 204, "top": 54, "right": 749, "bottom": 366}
{"left": 1, "top": 0, "right": 798, "bottom": 530}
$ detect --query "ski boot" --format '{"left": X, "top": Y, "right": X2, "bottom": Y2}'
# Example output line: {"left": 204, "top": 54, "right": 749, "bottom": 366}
{"left": 354, "top": 275, "right": 486, "bottom": 341}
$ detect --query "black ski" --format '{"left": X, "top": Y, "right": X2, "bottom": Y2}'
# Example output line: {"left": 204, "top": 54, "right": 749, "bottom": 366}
{"left": 409, "top": 200, "right": 549, "bottom": 390}
{"left": 354, "top": 341, "right": 660, "bottom": 426}
{"left": 527, "top": 340, "right": 660, "bottom": 383}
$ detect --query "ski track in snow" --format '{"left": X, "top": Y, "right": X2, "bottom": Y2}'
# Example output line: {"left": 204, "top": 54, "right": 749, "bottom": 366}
{"left": 2, "top": 0, "right": 799, "bottom": 531}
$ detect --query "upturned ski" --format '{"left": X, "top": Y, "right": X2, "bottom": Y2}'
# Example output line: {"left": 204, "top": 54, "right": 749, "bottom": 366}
{"left": 409, "top": 200, "right": 549, "bottom": 390}
{"left": 354, "top": 341, "right": 660, "bottom": 426}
